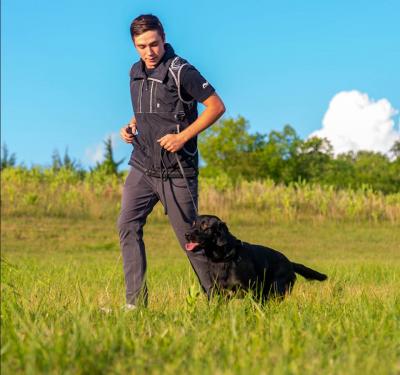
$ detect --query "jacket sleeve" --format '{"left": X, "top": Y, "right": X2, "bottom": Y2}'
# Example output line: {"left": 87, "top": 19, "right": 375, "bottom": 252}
{"left": 179, "top": 65, "right": 215, "bottom": 103}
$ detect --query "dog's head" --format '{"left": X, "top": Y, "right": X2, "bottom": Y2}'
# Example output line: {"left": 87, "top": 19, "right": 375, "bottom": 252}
{"left": 185, "top": 215, "right": 236, "bottom": 260}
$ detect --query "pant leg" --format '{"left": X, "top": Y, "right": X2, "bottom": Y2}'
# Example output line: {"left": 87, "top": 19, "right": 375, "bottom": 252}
{"left": 156, "top": 176, "right": 214, "bottom": 296}
{"left": 117, "top": 167, "right": 159, "bottom": 305}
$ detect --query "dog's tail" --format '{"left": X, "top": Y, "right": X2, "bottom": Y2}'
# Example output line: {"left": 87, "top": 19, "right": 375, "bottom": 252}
{"left": 292, "top": 262, "right": 327, "bottom": 281}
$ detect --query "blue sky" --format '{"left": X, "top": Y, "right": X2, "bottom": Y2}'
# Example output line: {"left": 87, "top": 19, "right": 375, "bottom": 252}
{"left": 2, "top": 0, "right": 399, "bottom": 167}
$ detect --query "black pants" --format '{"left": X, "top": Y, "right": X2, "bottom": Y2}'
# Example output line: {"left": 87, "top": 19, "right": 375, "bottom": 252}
{"left": 117, "top": 167, "right": 212, "bottom": 305}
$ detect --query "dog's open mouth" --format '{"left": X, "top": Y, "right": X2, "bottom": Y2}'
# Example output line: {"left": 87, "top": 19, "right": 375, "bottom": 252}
{"left": 185, "top": 242, "right": 199, "bottom": 251}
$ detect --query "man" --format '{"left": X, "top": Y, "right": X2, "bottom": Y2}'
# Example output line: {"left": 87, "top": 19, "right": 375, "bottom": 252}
{"left": 119, "top": 14, "right": 225, "bottom": 308}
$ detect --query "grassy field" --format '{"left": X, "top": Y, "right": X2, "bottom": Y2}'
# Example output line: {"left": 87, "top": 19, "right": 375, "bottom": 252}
{"left": 1, "top": 214, "right": 399, "bottom": 374}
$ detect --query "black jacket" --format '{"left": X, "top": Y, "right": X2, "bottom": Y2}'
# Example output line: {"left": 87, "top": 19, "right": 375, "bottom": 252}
{"left": 129, "top": 44, "right": 201, "bottom": 178}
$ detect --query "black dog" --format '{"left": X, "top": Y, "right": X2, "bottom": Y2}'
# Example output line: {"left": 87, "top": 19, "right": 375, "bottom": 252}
{"left": 185, "top": 215, "right": 327, "bottom": 300}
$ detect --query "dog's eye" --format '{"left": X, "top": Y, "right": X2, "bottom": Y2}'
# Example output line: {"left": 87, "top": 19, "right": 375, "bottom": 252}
{"left": 200, "top": 221, "right": 208, "bottom": 230}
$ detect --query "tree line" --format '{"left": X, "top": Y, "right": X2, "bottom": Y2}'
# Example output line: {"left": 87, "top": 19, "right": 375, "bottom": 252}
{"left": 1, "top": 137, "right": 124, "bottom": 178}
{"left": 199, "top": 117, "right": 400, "bottom": 194}
{"left": 2, "top": 117, "right": 400, "bottom": 193}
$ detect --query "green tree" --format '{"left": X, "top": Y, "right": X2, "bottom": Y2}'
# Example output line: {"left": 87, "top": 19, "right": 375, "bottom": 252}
{"left": 353, "top": 151, "right": 393, "bottom": 192}
{"left": 199, "top": 115, "right": 399, "bottom": 193}
{"left": 199, "top": 119, "right": 304, "bottom": 183}
{"left": 262, "top": 124, "right": 302, "bottom": 182}
{"left": 51, "top": 149, "right": 62, "bottom": 171}
{"left": 295, "top": 136, "right": 334, "bottom": 182}
{"left": 388, "top": 140, "right": 400, "bottom": 192}
{"left": 51, "top": 148, "right": 81, "bottom": 172}
{"left": 1, "top": 144, "right": 17, "bottom": 170}
{"left": 92, "top": 136, "right": 124, "bottom": 176}
{"left": 324, "top": 152, "right": 356, "bottom": 189}
{"left": 390, "top": 139, "right": 400, "bottom": 160}
{"left": 199, "top": 116, "right": 262, "bottom": 180}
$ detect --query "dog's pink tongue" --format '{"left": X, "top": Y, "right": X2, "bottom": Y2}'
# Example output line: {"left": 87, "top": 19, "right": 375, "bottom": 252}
{"left": 185, "top": 242, "right": 199, "bottom": 251}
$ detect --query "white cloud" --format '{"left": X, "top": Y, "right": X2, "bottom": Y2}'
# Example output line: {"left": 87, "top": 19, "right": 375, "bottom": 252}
{"left": 84, "top": 132, "right": 120, "bottom": 164}
{"left": 311, "top": 90, "right": 399, "bottom": 155}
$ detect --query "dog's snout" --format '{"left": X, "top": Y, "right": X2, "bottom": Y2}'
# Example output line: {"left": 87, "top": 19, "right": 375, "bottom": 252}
{"left": 185, "top": 228, "right": 200, "bottom": 242}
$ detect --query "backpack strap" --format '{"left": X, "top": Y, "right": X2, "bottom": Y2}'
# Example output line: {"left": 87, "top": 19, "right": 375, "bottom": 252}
{"left": 168, "top": 57, "right": 198, "bottom": 158}
{"left": 168, "top": 57, "right": 194, "bottom": 104}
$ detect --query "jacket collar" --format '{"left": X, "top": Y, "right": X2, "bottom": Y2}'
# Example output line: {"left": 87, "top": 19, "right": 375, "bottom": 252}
{"left": 131, "top": 43, "right": 176, "bottom": 82}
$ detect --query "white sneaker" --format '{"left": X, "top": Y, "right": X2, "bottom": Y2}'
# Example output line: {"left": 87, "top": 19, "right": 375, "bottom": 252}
{"left": 100, "top": 304, "right": 137, "bottom": 314}
{"left": 99, "top": 306, "right": 113, "bottom": 314}
{"left": 122, "top": 304, "right": 137, "bottom": 311}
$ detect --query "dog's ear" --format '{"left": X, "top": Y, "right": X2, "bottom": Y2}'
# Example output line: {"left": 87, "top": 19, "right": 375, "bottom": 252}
{"left": 219, "top": 221, "right": 228, "bottom": 232}
{"left": 215, "top": 221, "right": 229, "bottom": 247}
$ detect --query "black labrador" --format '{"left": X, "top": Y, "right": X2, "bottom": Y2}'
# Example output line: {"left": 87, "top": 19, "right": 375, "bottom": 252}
{"left": 185, "top": 215, "right": 327, "bottom": 300}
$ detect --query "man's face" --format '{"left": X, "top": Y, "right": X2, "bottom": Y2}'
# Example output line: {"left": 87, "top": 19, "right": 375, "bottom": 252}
{"left": 133, "top": 30, "right": 165, "bottom": 69}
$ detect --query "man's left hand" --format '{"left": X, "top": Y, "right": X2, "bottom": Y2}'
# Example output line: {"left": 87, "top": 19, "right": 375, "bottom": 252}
{"left": 157, "top": 133, "right": 187, "bottom": 153}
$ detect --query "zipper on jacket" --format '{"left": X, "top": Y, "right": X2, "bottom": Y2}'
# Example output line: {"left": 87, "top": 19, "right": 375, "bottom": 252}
{"left": 149, "top": 81, "right": 154, "bottom": 113}
{"left": 138, "top": 80, "right": 144, "bottom": 113}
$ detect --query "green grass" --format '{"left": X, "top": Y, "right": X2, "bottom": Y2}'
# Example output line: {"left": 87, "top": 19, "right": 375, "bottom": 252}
{"left": 1, "top": 215, "right": 400, "bottom": 374}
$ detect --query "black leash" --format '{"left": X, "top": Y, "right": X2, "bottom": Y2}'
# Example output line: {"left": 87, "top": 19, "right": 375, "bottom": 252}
{"left": 158, "top": 147, "right": 198, "bottom": 217}
{"left": 173, "top": 123, "right": 198, "bottom": 216}
{"left": 174, "top": 152, "right": 198, "bottom": 216}
{"left": 160, "top": 147, "right": 169, "bottom": 215}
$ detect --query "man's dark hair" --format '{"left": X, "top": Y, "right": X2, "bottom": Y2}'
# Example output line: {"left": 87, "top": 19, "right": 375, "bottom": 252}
{"left": 130, "top": 14, "right": 165, "bottom": 41}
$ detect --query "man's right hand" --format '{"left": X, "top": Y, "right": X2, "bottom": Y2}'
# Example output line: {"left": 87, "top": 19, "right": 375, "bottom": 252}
{"left": 120, "top": 117, "right": 137, "bottom": 144}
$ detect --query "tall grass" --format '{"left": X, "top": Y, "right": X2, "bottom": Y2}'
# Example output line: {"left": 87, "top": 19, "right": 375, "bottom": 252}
{"left": 1, "top": 217, "right": 400, "bottom": 374}
{"left": 2, "top": 167, "right": 400, "bottom": 222}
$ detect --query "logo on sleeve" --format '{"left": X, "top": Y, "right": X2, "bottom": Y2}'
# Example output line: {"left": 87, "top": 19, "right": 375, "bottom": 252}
{"left": 202, "top": 81, "right": 209, "bottom": 89}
